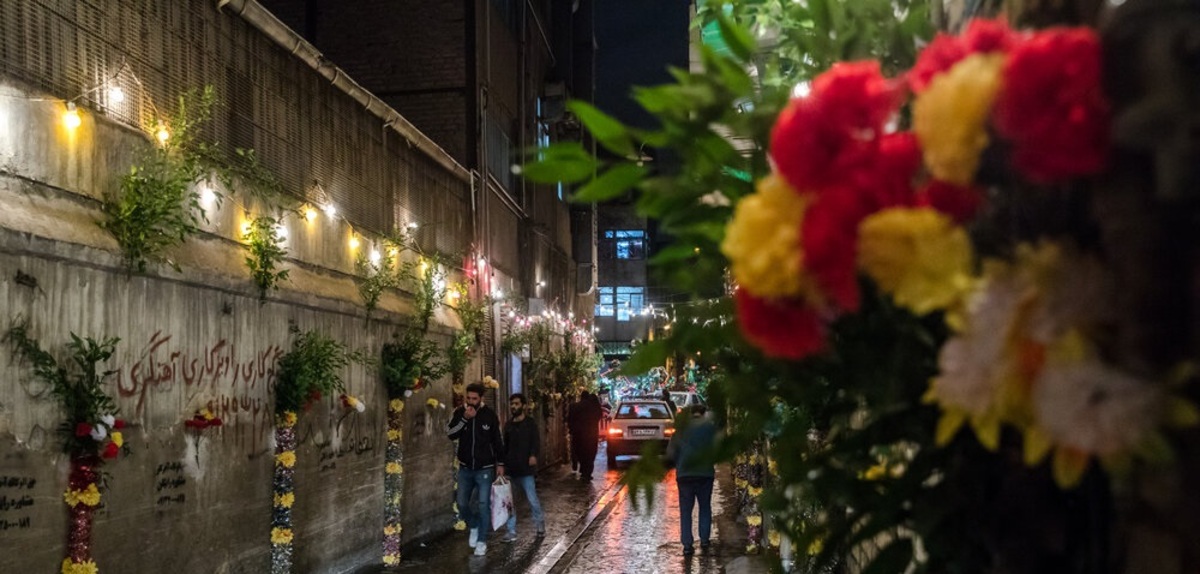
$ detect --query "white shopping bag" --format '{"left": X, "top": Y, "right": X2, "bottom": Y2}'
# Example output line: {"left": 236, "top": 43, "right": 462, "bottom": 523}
{"left": 490, "top": 476, "right": 513, "bottom": 531}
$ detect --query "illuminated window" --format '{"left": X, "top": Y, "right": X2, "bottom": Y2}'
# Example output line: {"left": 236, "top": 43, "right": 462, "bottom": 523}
{"left": 615, "top": 286, "right": 644, "bottom": 322}
{"left": 594, "top": 286, "right": 614, "bottom": 317}
{"left": 603, "top": 230, "right": 646, "bottom": 260}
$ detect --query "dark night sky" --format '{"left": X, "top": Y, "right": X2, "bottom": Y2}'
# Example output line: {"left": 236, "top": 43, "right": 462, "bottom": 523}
{"left": 593, "top": 0, "right": 692, "bottom": 130}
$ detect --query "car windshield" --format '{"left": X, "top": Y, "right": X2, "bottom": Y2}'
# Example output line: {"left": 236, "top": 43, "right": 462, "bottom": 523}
{"left": 615, "top": 403, "right": 672, "bottom": 419}
{"left": 670, "top": 392, "right": 688, "bottom": 405}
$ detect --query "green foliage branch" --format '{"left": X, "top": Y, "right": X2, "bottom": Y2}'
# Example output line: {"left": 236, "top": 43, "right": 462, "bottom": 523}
{"left": 243, "top": 215, "right": 290, "bottom": 302}
{"left": 4, "top": 319, "right": 122, "bottom": 457}
{"left": 274, "top": 330, "right": 368, "bottom": 414}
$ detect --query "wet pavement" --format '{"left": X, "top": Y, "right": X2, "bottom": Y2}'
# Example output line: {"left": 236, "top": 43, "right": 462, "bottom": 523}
{"left": 351, "top": 441, "right": 770, "bottom": 574}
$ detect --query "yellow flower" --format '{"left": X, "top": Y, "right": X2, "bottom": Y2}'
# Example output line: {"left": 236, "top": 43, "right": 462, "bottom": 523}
{"left": 426, "top": 398, "right": 440, "bottom": 409}
{"left": 201, "top": 408, "right": 215, "bottom": 421}
{"left": 747, "top": 515, "right": 763, "bottom": 527}
{"left": 111, "top": 431, "right": 124, "bottom": 448}
{"left": 280, "top": 411, "right": 298, "bottom": 427}
{"left": 274, "top": 492, "right": 295, "bottom": 509}
{"left": 61, "top": 558, "right": 98, "bottom": 574}
{"left": 383, "top": 554, "right": 400, "bottom": 566}
{"left": 767, "top": 458, "right": 778, "bottom": 476}
{"left": 745, "top": 543, "right": 760, "bottom": 554}
{"left": 721, "top": 174, "right": 816, "bottom": 300}
{"left": 769, "top": 531, "right": 782, "bottom": 548}
{"left": 386, "top": 462, "right": 403, "bottom": 475}
{"left": 389, "top": 399, "right": 405, "bottom": 413}
{"left": 276, "top": 451, "right": 297, "bottom": 468}
{"left": 913, "top": 53, "right": 1005, "bottom": 186}
{"left": 807, "top": 537, "right": 824, "bottom": 556}
{"left": 747, "top": 486, "right": 763, "bottom": 498}
{"left": 862, "top": 463, "right": 888, "bottom": 481}
{"left": 387, "top": 429, "right": 402, "bottom": 441}
{"left": 453, "top": 519, "right": 467, "bottom": 531}
{"left": 271, "top": 527, "right": 294, "bottom": 545}
{"left": 384, "top": 524, "right": 402, "bottom": 536}
{"left": 858, "top": 207, "right": 973, "bottom": 315}
{"left": 452, "top": 502, "right": 459, "bottom": 513}
{"left": 735, "top": 478, "right": 748, "bottom": 489}
{"left": 63, "top": 483, "right": 101, "bottom": 508}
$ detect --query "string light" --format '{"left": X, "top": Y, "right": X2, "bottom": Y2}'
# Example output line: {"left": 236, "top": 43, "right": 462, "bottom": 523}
{"left": 407, "top": 221, "right": 419, "bottom": 230}
{"left": 62, "top": 103, "right": 82, "bottom": 130}
{"left": 349, "top": 235, "right": 360, "bottom": 250}
{"left": 369, "top": 248, "right": 381, "bottom": 265}
{"left": 155, "top": 122, "right": 170, "bottom": 145}
{"left": 199, "top": 186, "right": 217, "bottom": 207}
{"left": 323, "top": 203, "right": 337, "bottom": 218}
{"left": 303, "top": 206, "right": 317, "bottom": 223}
{"left": 107, "top": 86, "right": 125, "bottom": 105}
{"left": 275, "top": 223, "right": 288, "bottom": 241}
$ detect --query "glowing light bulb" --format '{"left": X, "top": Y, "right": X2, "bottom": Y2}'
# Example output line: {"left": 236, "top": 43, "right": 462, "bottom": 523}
{"left": 369, "top": 249, "right": 381, "bottom": 265}
{"left": 107, "top": 86, "right": 125, "bottom": 105}
{"left": 407, "top": 221, "right": 419, "bottom": 229}
{"left": 323, "top": 203, "right": 337, "bottom": 218}
{"left": 275, "top": 224, "right": 288, "bottom": 241}
{"left": 477, "top": 256, "right": 487, "bottom": 268}
{"left": 304, "top": 206, "right": 317, "bottom": 222}
{"left": 63, "top": 103, "right": 82, "bottom": 130}
{"left": 155, "top": 122, "right": 170, "bottom": 145}
{"left": 349, "top": 235, "right": 360, "bottom": 249}
{"left": 199, "top": 186, "right": 216, "bottom": 207}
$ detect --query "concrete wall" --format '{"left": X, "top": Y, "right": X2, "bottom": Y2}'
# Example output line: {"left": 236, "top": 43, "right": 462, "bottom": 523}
{"left": 0, "top": 1, "right": 478, "bottom": 572}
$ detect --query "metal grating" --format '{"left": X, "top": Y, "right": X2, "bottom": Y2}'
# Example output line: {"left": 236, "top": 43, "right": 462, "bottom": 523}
{"left": 0, "top": 0, "right": 469, "bottom": 254}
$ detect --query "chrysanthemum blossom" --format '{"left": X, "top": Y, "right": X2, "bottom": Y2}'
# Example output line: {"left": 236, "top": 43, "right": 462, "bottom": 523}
{"left": 994, "top": 27, "right": 1109, "bottom": 183}
{"left": 721, "top": 174, "right": 814, "bottom": 300}
{"left": 914, "top": 53, "right": 1006, "bottom": 186}
{"left": 857, "top": 207, "right": 973, "bottom": 316}
{"left": 909, "top": 18, "right": 1018, "bottom": 93}
{"left": 771, "top": 62, "right": 900, "bottom": 192}
{"left": 733, "top": 289, "right": 825, "bottom": 360}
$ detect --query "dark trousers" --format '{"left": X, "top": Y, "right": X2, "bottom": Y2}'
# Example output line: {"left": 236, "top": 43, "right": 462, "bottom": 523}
{"left": 677, "top": 476, "right": 714, "bottom": 549}
{"left": 577, "top": 432, "right": 599, "bottom": 478}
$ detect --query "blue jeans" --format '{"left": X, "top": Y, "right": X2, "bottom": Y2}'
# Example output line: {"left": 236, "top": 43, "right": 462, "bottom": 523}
{"left": 677, "top": 476, "right": 714, "bottom": 549}
{"left": 456, "top": 466, "right": 495, "bottom": 543}
{"left": 505, "top": 475, "right": 545, "bottom": 533}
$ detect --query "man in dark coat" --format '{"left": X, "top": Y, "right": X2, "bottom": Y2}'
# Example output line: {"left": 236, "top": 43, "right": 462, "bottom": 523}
{"left": 446, "top": 382, "right": 505, "bottom": 556}
{"left": 574, "top": 391, "right": 603, "bottom": 480}
{"left": 502, "top": 393, "right": 545, "bottom": 540}
{"left": 667, "top": 404, "right": 718, "bottom": 556}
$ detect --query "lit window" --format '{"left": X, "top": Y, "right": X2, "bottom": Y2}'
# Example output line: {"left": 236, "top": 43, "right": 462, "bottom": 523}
{"left": 604, "top": 230, "right": 646, "bottom": 260}
{"left": 594, "top": 286, "right": 615, "bottom": 317}
{"left": 615, "top": 286, "right": 644, "bottom": 322}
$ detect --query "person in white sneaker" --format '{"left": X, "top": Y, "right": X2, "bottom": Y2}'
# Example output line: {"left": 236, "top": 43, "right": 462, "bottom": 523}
{"left": 446, "top": 382, "right": 505, "bottom": 556}
{"left": 502, "top": 393, "right": 545, "bottom": 542}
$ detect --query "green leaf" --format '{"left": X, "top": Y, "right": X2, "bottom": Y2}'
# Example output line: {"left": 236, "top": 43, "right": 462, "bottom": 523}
{"left": 572, "top": 164, "right": 648, "bottom": 203}
{"left": 567, "top": 101, "right": 634, "bottom": 157}
{"left": 618, "top": 339, "right": 670, "bottom": 376}
{"left": 522, "top": 144, "right": 598, "bottom": 184}
{"left": 649, "top": 244, "right": 700, "bottom": 265}
{"left": 715, "top": 11, "right": 756, "bottom": 62}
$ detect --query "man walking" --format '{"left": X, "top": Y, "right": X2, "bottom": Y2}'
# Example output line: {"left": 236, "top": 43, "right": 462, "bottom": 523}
{"left": 574, "top": 391, "right": 603, "bottom": 480}
{"left": 667, "top": 404, "right": 718, "bottom": 556}
{"left": 446, "top": 382, "right": 505, "bottom": 556}
{"left": 502, "top": 393, "right": 545, "bottom": 540}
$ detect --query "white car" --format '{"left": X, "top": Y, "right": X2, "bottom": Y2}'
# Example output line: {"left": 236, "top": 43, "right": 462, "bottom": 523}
{"left": 606, "top": 399, "right": 675, "bottom": 466}
{"left": 669, "top": 391, "right": 705, "bottom": 414}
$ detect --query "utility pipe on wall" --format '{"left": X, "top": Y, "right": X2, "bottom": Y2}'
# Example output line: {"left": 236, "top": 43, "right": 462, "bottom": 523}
{"left": 215, "top": 0, "right": 471, "bottom": 183}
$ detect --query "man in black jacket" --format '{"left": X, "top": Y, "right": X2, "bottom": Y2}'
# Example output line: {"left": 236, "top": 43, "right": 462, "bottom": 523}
{"left": 446, "top": 382, "right": 505, "bottom": 556}
{"left": 501, "top": 393, "right": 544, "bottom": 541}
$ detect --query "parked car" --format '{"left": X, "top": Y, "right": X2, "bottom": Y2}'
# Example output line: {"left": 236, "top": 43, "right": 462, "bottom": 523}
{"left": 606, "top": 399, "right": 675, "bottom": 467}
{"left": 669, "top": 391, "right": 705, "bottom": 413}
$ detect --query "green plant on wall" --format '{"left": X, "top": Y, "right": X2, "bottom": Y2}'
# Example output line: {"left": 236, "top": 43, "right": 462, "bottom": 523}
{"left": 444, "top": 281, "right": 489, "bottom": 389}
{"left": 4, "top": 319, "right": 126, "bottom": 458}
{"left": 274, "top": 329, "right": 368, "bottom": 414}
{"left": 355, "top": 247, "right": 399, "bottom": 317}
{"left": 380, "top": 329, "right": 446, "bottom": 397}
{"left": 243, "top": 214, "right": 290, "bottom": 303}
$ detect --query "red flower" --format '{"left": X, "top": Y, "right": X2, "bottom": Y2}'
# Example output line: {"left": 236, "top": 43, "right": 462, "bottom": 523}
{"left": 102, "top": 442, "right": 120, "bottom": 459}
{"left": 918, "top": 180, "right": 986, "bottom": 223}
{"left": 184, "top": 419, "right": 203, "bottom": 429}
{"left": 994, "top": 27, "right": 1109, "bottom": 183}
{"left": 909, "top": 19, "right": 1018, "bottom": 93}
{"left": 75, "top": 422, "right": 93, "bottom": 438}
{"left": 801, "top": 186, "right": 875, "bottom": 312}
{"left": 209, "top": 418, "right": 223, "bottom": 427}
{"left": 861, "top": 132, "right": 922, "bottom": 208}
{"left": 734, "top": 290, "right": 826, "bottom": 360}
{"left": 771, "top": 62, "right": 901, "bottom": 192}
{"left": 113, "top": 419, "right": 127, "bottom": 430}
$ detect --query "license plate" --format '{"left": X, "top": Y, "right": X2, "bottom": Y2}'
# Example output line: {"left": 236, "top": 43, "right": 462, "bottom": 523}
{"left": 630, "top": 428, "right": 657, "bottom": 437}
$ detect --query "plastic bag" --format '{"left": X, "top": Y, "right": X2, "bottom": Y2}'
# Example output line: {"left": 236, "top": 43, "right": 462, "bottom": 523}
{"left": 490, "top": 476, "right": 513, "bottom": 531}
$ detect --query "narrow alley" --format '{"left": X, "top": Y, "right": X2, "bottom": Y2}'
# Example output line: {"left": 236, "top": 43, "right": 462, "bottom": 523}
{"left": 353, "top": 442, "right": 768, "bottom": 574}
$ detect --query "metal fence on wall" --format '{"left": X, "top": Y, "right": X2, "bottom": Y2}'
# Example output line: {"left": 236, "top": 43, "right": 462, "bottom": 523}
{"left": 0, "top": 0, "right": 470, "bottom": 256}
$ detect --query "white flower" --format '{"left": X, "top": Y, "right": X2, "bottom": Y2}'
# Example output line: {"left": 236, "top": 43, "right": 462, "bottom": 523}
{"left": 929, "top": 269, "right": 1026, "bottom": 417}
{"left": 1032, "top": 341, "right": 1163, "bottom": 456}
{"left": 404, "top": 390, "right": 413, "bottom": 398}
{"left": 100, "top": 414, "right": 116, "bottom": 428}
{"left": 89, "top": 424, "right": 108, "bottom": 441}
{"left": 355, "top": 401, "right": 366, "bottom": 413}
